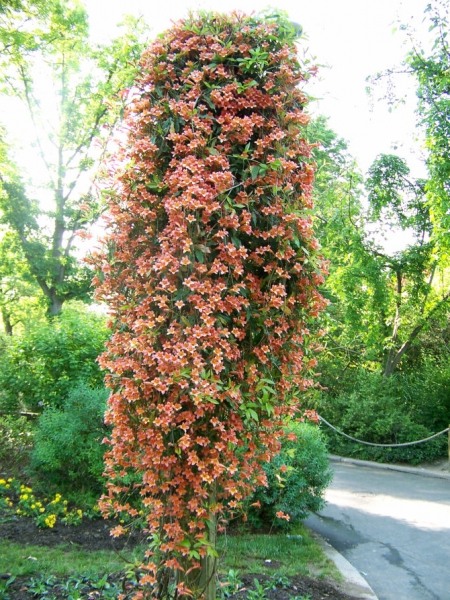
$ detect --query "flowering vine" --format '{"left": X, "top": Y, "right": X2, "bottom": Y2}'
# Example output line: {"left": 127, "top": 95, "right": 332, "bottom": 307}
{"left": 94, "top": 11, "right": 325, "bottom": 599}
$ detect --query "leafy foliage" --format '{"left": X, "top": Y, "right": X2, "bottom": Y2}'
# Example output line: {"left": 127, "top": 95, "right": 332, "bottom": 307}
{"left": 30, "top": 383, "right": 109, "bottom": 502}
{"left": 308, "top": 116, "right": 449, "bottom": 380}
{"left": 248, "top": 422, "right": 332, "bottom": 530}
{"left": 94, "top": 11, "right": 325, "bottom": 596}
{"left": 0, "top": 304, "right": 108, "bottom": 412}
{"left": 408, "top": 0, "right": 450, "bottom": 250}
{"left": 0, "top": 415, "right": 34, "bottom": 476}
{"left": 0, "top": 229, "right": 41, "bottom": 334}
{"left": 305, "top": 113, "right": 449, "bottom": 464}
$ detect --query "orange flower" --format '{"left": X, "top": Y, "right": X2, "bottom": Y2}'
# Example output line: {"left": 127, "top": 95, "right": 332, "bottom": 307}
{"left": 276, "top": 511, "right": 291, "bottom": 521}
{"left": 94, "top": 10, "right": 324, "bottom": 594}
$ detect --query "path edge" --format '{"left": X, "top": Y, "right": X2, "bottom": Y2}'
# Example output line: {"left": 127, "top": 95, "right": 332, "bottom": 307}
{"left": 310, "top": 531, "right": 379, "bottom": 600}
{"left": 329, "top": 454, "right": 450, "bottom": 480}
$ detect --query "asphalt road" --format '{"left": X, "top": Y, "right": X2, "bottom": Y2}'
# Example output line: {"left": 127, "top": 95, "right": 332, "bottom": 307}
{"left": 305, "top": 462, "right": 450, "bottom": 600}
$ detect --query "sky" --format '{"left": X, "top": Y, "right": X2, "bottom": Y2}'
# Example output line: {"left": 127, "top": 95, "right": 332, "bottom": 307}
{"left": 85, "top": 0, "right": 431, "bottom": 174}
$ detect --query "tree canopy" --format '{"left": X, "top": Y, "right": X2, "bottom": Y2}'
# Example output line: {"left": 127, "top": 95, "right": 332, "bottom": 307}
{"left": 0, "top": 0, "right": 148, "bottom": 316}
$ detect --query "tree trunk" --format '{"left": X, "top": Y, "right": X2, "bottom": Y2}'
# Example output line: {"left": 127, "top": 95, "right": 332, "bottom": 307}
{"left": 200, "top": 488, "right": 217, "bottom": 600}
{"left": 183, "top": 486, "right": 217, "bottom": 599}
{"left": 1, "top": 307, "right": 13, "bottom": 335}
{"left": 383, "top": 291, "right": 450, "bottom": 376}
{"left": 47, "top": 293, "right": 64, "bottom": 318}
{"left": 383, "top": 268, "right": 403, "bottom": 376}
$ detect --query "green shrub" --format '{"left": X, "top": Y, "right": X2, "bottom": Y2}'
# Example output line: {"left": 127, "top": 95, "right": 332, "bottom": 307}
{"left": 400, "top": 358, "right": 450, "bottom": 431}
{"left": 0, "top": 415, "right": 35, "bottom": 476}
{"left": 0, "top": 303, "right": 108, "bottom": 412}
{"left": 248, "top": 422, "right": 332, "bottom": 530}
{"left": 315, "top": 368, "right": 447, "bottom": 464}
{"left": 30, "top": 384, "right": 109, "bottom": 505}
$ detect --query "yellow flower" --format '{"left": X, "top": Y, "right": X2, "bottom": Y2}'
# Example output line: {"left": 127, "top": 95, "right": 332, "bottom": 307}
{"left": 20, "top": 494, "right": 29, "bottom": 501}
{"left": 40, "top": 508, "right": 45, "bottom": 513}
{"left": 0, "top": 479, "right": 6, "bottom": 485}
{"left": 44, "top": 514, "right": 57, "bottom": 528}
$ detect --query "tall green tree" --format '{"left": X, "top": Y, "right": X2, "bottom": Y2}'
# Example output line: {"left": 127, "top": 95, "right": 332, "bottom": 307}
{"left": 365, "top": 153, "right": 449, "bottom": 375}
{"left": 408, "top": 0, "right": 450, "bottom": 250}
{"left": 307, "top": 119, "right": 388, "bottom": 381}
{"left": 0, "top": 126, "right": 42, "bottom": 332}
{"left": 308, "top": 120, "right": 449, "bottom": 379}
{"left": 0, "top": 0, "right": 147, "bottom": 316}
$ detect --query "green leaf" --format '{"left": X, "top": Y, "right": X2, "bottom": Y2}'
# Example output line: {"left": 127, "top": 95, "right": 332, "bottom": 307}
{"left": 206, "top": 396, "right": 220, "bottom": 405}
{"left": 245, "top": 408, "right": 259, "bottom": 421}
{"left": 195, "top": 249, "right": 205, "bottom": 263}
{"left": 231, "top": 234, "right": 241, "bottom": 248}
{"left": 250, "top": 165, "right": 260, "bottom": 180}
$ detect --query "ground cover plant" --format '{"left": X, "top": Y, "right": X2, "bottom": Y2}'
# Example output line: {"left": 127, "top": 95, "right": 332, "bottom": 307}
{"left": 94, "top": 9, "right": 325, "bottom": 598}
{"left": 0, "top": 477, "right": 88, "bottom": 529}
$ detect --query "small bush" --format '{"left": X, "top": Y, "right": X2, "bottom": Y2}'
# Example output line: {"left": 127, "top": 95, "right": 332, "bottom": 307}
{"left": 0, "top": 303, "right": 108, "bottom": 412}
{"left": 30, "top": 384, "right": 109, "bottom": 505}
{"left": 248, "top": 422, "right": 332, "bottom": 530}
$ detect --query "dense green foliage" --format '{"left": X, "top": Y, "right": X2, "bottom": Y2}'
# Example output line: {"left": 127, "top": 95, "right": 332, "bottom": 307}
{"left": 0, "top": 304, "right": 108, "bottom": 412}
{"left": 248, "top": 422, "right": 332, "bottom": 530}
{"left": 30, "top": 383, "right": 109, "bottom": 502}
{"left": 314, "top": 367, "right": 448, "bottom": 464}
{"left": 408, "top": 0, "right": 450, "bottom": 249}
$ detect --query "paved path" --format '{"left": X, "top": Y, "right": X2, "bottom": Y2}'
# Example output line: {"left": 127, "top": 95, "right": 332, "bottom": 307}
{"left": 305, "top": 461, "right": 450, "bottom": 600}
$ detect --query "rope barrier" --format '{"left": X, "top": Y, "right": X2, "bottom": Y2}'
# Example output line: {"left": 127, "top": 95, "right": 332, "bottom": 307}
{"left": 318, "top": 414, "right": 450, "bottom": 448}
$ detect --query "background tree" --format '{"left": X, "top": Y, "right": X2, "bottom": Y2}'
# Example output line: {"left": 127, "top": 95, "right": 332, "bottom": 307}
{"left": 308, "top": 118, "right": 449, "bottom": 381}
{"left": 0, "top": 230, "right": 41, "bottom": 334}
{"left": 0, "top": 0, "right": 148, "bottom": 316}
{"left": 95, "top": 12, "right": 325, "bottom": 598}
{"left": 408, "top": 0, "right": 450, "bottom": 250}
{"left": 306, "top": 119, "right": 381, "bottom": 383}
{"left": 366, "top": 153, "right": 449, "bottom": 376}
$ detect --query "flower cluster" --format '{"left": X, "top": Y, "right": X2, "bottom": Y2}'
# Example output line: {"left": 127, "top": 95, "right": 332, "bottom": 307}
{"left": 94, "top": 11, "right": 325, "bottom": 596}
{"left": 0, "top": 478, "right": 84, "bottom": 528}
